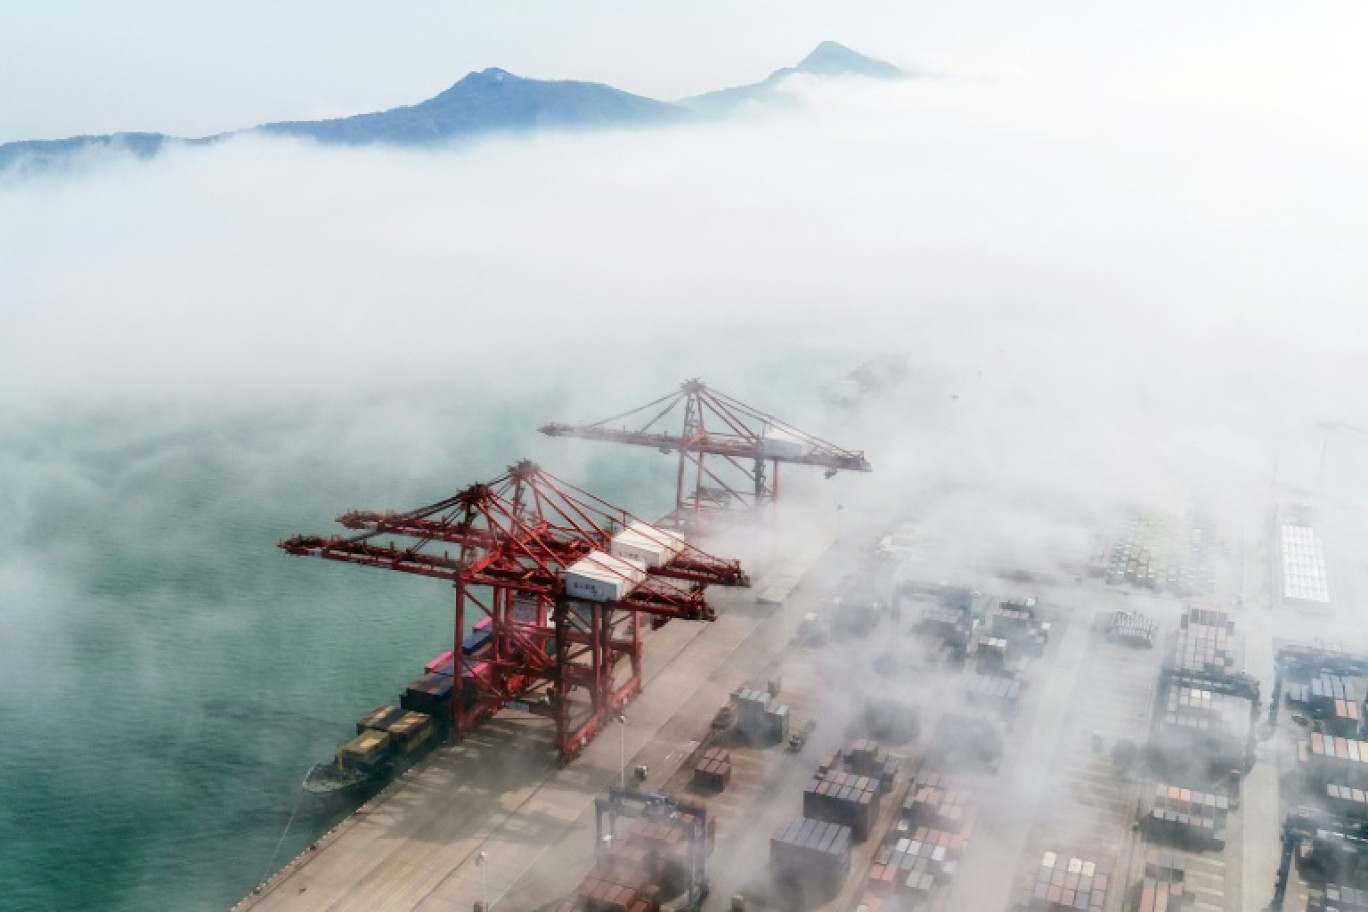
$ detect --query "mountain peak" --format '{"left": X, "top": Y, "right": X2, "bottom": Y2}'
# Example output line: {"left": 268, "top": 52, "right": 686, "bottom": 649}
{"left": 454, "top": 67, "right": 518, "bottom": 88}
{"left": 794, "top": 41, "right": 902, "bottom": 79}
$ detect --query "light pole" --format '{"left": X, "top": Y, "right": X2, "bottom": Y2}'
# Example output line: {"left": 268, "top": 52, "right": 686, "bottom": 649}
{"left": 618, "top": 714, "right": 627, "bottom": 789}
{"left": 476, "top": 850, "right": 488, "bottom": 912}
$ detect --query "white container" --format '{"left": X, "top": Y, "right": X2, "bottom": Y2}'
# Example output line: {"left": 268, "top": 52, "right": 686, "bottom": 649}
{"left": 759, "top": 426, "right": 808, "bottom": 460}
{"left": 610, "top": 520, "right": 686, "bottom": 568}
{"left": 564, "top": 551, "right": 648, "bottom": 602}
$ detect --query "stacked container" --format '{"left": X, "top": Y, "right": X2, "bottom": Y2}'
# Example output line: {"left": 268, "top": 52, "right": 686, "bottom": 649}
{"left": 1325, "top": 783, "right": 1368, "bottom": 823}
{"left": 336, "top": 729, "right": 392, "bottom": 774}
{"left": 1106, "top": 610, "right": 1156, "bottom": 648}
{"left": 731, "top": 688, "right": 790, "bottom": 744}
{"left": 356, "top": 705, "right": 434, "bottom": 753}
{"left": 609, "top": 521, "right": 685, "bottom": 569}
{"left": 1306, "top": 733, "right": 1368, "bottom": 788}
{"left": 963, "top": 674, "right": 1022, "bottom": 718}
{"left": 693, "top": 747, "right": 732, "bottom": 792}
{"left": 557, "top": 869, "right": 661, "bottom": 912}
{"left": 1306, "top": 675, "right": 1360, "bottom": 736}
{"left": 563, "top": 551, "right": 648, "bottom": 603}
{"left": 1137, "top": 853, "right": 1186, "bottom": 912}
{"left": 845, "top": 739, "right": 898, "bottom": 790}
{"left": 990, "top": 602, "right": 1048, "bottom": 655}
{"left": 1172, "top": 607, "right": 1238, "bottom": 675}
{"left": 901, "top": 773, "right": 975, "bottom": 835}
{"left": 1020, "top": 851, "right": 1109, "bottom": 912}
{"left": 401, "top": 670, "right": 454, "bottom": 716}
{"left": 867, "top": 826, "right": 964, "bottom": 896}
{"left": 1316, "top": 884, "right": 1368, "bottom": 911}
{"left": 770, "top": 817, "right": 852, "bottom": 890}
{"left": 1146, "top": 784, "right": 1228, "bottom": 849}
{"left": 803, "top": 769, "right": 882, "bottom": 841}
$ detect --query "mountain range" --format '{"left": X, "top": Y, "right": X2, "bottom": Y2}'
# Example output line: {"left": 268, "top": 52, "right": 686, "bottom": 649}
{"left": 0, "top": 42, "right": 903, "bottom": 172}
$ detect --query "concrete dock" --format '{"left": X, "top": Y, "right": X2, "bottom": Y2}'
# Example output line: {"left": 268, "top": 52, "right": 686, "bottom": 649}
{"left": 236, "top": 536, "right": 837, "bottom": 912}
{"left": 236, "top": 490, "right": 1362, "bottom": 912}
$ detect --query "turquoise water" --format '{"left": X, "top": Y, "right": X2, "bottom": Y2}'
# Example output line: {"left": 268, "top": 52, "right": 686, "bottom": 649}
{"left": 0, "top": 367, "right": 847, "bottom": 911}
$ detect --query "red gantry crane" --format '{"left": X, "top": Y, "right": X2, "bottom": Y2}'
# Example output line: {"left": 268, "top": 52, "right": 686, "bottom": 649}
{"left": 280, "top": 460, "right": 748, "bottom": 762}
{"left": 540, "top": 379, "right": 871, "bottom": 526}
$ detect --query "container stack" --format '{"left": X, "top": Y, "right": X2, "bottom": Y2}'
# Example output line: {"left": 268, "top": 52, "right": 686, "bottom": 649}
{"left": 336, "top": 729, "right": 392, "bottom": 774}
{"left": 1312, "top": 884, "right": 1368, "bottom": 912}
{"left": 731, "top": 687, "right": 791, "bottom": 744}
{"left": 1106, "top": 512, "right": 1173, "bottom": 588}
{"left": 1325, "top": 783, "right": 1368, "bottom": 823}
{"left": 1137, "top": 853, "right": 1186, "bottom": 912}
{"left": 1106, "top": 610, "right": 1156, "bottom": 648}
{"left": 555, "top": 869, "right": 661, "bottom": 912}
{"left": 625, "top": 802, "right": 715, "bottom": 875}
{"left": 356, "top": 705, "right": 434, "bottom": 753}
{"left": 692, "top": 747, "right": 732, "bottom": 792}
{"left": 1146, "top": 783, "right": 1228, "bottom": 849}
{"left": 867, "top": 826, "right": 964, "bottom": 897}
{"left": 845, "top": 739, "right": 899, "bottom": 790}
{"left": 990, "top": 601, "right": 1048, "bottom": 655}
{"left": 964, "top": 673, "right": 1022, "bottom": 718}
{"left": 401, "top": 670, "right": 454, "bottom": 716}
{"left": 1304, "top": 733, "right": 1368, "bottom": 788}
{"left": 1171, "top": 607, "right": 1238, "bottom": 676}
{"left": 1020, "top": 851, "right": 1109, "bottom": 912}
{"left": 770, "top": 816, "right": 852, "bottom": 891}
{"left": 1306, "top": 675, "right": 1360, "bottom": 736}
{"left": 803, "top": 768, "right": 882, "bottom": 841}
{"left": 975, "top": 635, "right": 1009, "bottom": 674}
{"left": 916, "top": 605, "right": 968, "bottom": 640}
{"left": 1153, "top": 683, "right": 1248, "bottom": 769}
{"left": 901, "top": 773, "right": 976, "bottom": 835}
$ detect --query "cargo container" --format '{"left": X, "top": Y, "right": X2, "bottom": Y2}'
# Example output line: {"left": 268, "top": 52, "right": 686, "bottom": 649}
{"left": 1137, "top": 853, "right": 1186, "bottom": 912}
{"left": 356, "top": 705, "right": 434, "bottom": 753}
{"left": 759, "top": 426, "right": 808, "bottom": 460}
{"left": 564, "top": 551, "right": 648, "bottom": 603}
{"left": 1106, "top": 610, "right": 1156, "bottom": 648}
{"left": 337, "top": 730, "right": 392, "bottom": 773}
{"left": 770, "top": 817, "right": 851, "bottom": 890}
{"left": 804, "top": 767, "right": 883, "bottom": 841}
{"left": 609, "top": 521, "right": 685, "bottom": 569}
{"left": 1020, "top": 851, "right": 1109, "bottom": 912}
{"left": 693, "top": 747, "right": 731, "bottom": 792}
{"left": 1313, "top": 883, "right": 1368, "bottom": 912}
{"left": 901, "top": 773, "right": 975, "bottom": 835}
{"left": 1145, "top": 783, "right": 1228, "bottom": 849}
{"left": 1307, "top": 733, "right": 1368, "bottom": 788}
{"left": 1325, "top": 783, "right": 1368, "bottom": 823}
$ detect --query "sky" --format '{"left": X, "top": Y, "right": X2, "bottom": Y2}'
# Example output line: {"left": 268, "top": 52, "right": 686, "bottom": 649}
{"left": 3, "top": 3, "right": 1367, "bottom": 484}
{"left": 3, "top": 2, "right": 1367, "bottom": 142}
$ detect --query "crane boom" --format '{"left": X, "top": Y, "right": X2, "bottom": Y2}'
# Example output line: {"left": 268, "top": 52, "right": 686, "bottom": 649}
{"left": 540, "top": 379, "right": 871, "bottom": 522}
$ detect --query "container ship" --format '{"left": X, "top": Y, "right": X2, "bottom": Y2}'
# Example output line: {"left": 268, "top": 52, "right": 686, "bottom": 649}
{"left": 303, "top": 617, "right": 498, "bottom": 794}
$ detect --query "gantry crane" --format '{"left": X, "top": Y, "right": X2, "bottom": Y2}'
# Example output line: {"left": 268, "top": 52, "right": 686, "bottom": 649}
{"left": 540, "top": 379, "right": 871, "bottom": 526}
{"left": 280, "top": 460, "right": 748, "bottom": 761}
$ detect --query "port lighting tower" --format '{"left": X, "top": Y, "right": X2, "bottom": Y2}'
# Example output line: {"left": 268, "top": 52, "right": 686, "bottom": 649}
{"left": 280, "top": 460, "right": 748, "bottom": 761}
{"left": 540, "top": 379, "right": 871, "bottom": 526}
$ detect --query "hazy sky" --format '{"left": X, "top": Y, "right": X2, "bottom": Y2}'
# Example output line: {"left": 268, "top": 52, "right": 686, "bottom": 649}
{"left": 2, "top": 1, "right": 1366, "bottom": 503}
{"left": 4, "top": 2, "right": 1367, "bottom": 143}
